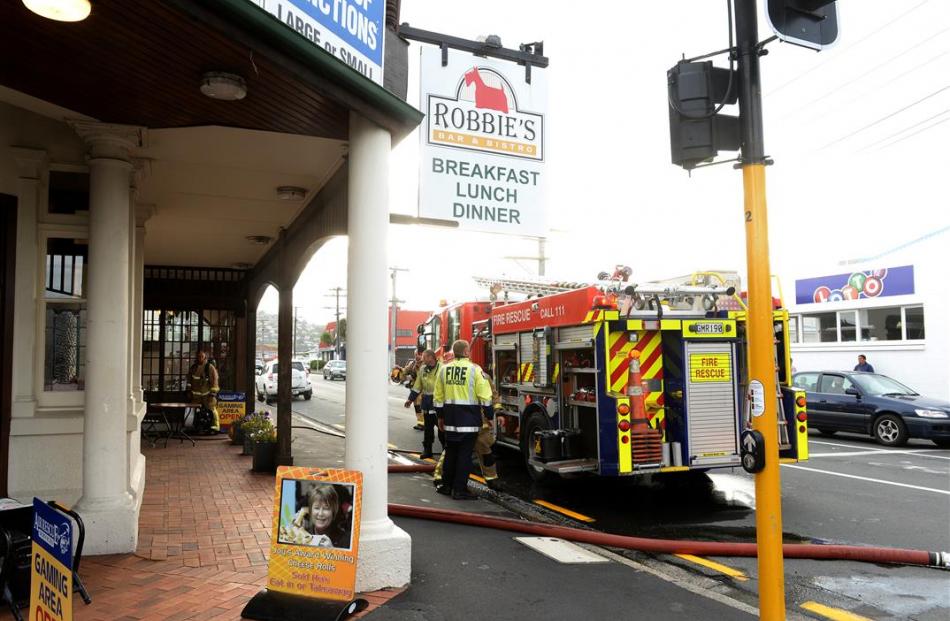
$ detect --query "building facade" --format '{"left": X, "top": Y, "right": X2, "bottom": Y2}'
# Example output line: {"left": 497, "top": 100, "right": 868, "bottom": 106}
{"left": 783, "top": 227, "right": 948, "bottom": 401}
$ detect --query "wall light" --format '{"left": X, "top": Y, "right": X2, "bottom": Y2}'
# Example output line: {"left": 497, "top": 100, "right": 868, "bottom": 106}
{"left": 22, "top": 0, "right": 91, "bottom": 21}
{"left": 276, "top": 186, "right": 307, "bottom": 201}
{"left": 200, "top": 72, "right": 247, "bottom": 101}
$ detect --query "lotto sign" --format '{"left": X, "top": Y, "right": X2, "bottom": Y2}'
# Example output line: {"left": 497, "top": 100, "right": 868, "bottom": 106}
{"left": 795, "top": 266, "right": 914, "bottom": 305}
{"left": 30, "top": 499, "right": 73, "bottom": 621}
{"left": 267, "top": 467, "right": 362, "bottom": 602}
{"left": 689, "top": 353, "right": 732, "bottom": 383}
{"left": 419, "top": 46, "right": 547, "bottom": 236}
{"left": 217, "top": 392, "right": 245, "bottom": 429}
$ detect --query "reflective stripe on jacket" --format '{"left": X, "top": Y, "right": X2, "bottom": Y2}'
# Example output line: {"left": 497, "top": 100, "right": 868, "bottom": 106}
{"left": 434, "top": 358, "right": 493, "bottom": 435}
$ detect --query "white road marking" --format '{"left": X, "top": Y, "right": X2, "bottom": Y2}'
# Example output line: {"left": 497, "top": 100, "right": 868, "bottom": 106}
{"left": 515, "top": 537, "right": 610, "bottom": 564}
{"left": 809, "top": 440, "right": 950, "bottom": 461}
{"left": 781, "top": 463, "right": 950, "bottom": 495}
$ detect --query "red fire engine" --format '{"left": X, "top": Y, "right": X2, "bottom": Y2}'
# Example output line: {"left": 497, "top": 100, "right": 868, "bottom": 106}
{"left": 423, "top": 271, "right": 808, "bottom": 481}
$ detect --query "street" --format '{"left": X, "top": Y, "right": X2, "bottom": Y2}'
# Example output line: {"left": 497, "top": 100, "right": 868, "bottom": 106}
{"left": 276, "top": 374, "right": 950, "bottom": 621}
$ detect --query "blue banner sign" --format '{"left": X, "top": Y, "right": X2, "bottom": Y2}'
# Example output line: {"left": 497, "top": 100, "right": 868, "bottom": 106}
{"left": 247, "top": 0, "right": 385, "bottom": 85}
{"left": 31, "top": 499, "right": 74, "bottom": 621}
{"left": 795, "top": 265, "right": 915, "bottom": 305}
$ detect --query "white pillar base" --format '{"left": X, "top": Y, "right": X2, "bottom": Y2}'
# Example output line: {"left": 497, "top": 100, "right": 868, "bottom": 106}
{"left": 355, "top": 517, "right": 411, "bottom": 592}
{"left": 73, "top": 492, "right": 140, "bottom": 554}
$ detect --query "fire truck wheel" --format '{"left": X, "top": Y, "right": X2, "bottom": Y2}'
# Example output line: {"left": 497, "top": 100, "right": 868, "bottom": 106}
{"left": 522, "top": 411, "right": 555, "bottom": 484}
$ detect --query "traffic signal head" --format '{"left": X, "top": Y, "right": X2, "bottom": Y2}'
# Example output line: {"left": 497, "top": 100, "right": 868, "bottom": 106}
{"left": 667, "top": 60, "right": 740, "bottom": 171}
{"left": 766, "top": 0, "right": 839, "bottom": 50}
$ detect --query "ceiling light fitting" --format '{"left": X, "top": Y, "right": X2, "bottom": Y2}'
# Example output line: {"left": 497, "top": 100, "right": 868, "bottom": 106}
{"left": 245, "top": 235, "right": 272, "bottom": 246}
{"left": 276, "top": 186, "right": 307, "bottom": 201}
{"left": 22, "top": 0, "right": 90, "bottom": 22}
{"left": 200, "top": 72, "right": 247, "bottom": 101}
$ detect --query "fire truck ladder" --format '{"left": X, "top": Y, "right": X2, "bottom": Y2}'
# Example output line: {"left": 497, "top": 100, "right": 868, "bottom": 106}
{"left": 472, "top": 276, "right": 587, "bottom": 299}
{"left": 473, "top": 275, "right": 736, "bottom": 306}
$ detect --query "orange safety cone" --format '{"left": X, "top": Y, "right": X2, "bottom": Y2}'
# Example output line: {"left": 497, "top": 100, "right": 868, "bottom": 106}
{"left": 627, "top": 350, "right": 663, "bottom": 465}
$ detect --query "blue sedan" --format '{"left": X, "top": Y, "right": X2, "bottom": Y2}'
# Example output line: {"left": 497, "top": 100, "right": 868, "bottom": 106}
{"left": 792, "top": 371, "right": 950, "bottom": 448}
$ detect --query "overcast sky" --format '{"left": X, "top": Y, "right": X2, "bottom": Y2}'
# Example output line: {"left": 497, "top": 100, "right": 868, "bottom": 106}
{"left": 262, "top": 0, "right": 950, "bottom": 325}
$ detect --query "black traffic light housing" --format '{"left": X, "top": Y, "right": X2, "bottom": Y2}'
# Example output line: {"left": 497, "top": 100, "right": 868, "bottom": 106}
{"left": 766, "top": 0, "right": 839, "bottom": 50}
{"left": 668, "top": 60, "right": 740, "bottom": 171}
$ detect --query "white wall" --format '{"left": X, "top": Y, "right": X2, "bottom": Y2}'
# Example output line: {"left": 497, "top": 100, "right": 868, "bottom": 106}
{"left": 783, "top": 233, "right": 950, "bottom": 401}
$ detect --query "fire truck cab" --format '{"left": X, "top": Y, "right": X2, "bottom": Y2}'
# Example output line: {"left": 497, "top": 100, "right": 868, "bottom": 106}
{"left": 421, "top": 300, "right": 493, "bottom": 362}
{"left": 478, "top": 274, "right": 808, "bottom": 481}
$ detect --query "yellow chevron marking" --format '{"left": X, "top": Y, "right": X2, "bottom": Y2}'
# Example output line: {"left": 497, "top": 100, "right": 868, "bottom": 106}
{"left": 675, "top": 555, "right": 748, "bottom": 581}
{"left": 533, "top": 500, "right": 596, "bottom": 523}
{"left": 800, "top": 602, "right": 874, "bottom": 621}
{"left": 583, "top": 311, "right": 594, "bottom": 323}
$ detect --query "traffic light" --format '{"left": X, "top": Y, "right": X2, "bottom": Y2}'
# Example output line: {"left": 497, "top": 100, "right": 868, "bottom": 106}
{"left": 667, "top": 60, "right": 740, "bottom": 171}
{"left": 766, "top": 0, "right": 839, "bottom": 50}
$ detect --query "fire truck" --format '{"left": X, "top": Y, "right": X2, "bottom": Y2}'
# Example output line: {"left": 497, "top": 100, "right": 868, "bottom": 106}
{"left": 420, "top": 299, "right": 494, "bottom": 362}
{"left": 425, "top": 270, "right": 808, "bottom": 481}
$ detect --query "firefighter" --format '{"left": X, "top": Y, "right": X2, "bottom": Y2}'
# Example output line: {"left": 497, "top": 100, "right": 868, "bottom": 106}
{"left": 475, "top": 371, "right": 502, "bottom": 489}
{"left": 189, "top": 349, "right": 220, "bottom": 433}
{"left": 433, "top": 339, "right": 493, "bottom": 500}
{"left": 404, "top": 349, "right": 442, "bottom": 459}
{"left": 401, "top": 352, "right": 425, "bottom": 430}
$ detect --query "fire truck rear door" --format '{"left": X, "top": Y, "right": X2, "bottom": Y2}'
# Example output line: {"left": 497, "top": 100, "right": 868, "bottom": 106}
{"left": 684, "top": 341, "right": 741, "bottom": 467}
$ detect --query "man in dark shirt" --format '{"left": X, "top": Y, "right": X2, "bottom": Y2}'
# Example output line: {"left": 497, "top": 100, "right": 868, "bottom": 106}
{"left": 854, "top": 354, "right": 874, "bottom": 373}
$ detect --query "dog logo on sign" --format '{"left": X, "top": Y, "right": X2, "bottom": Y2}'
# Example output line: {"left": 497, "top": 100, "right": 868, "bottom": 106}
{"left": 58, "top": 521, "right": 71, "bottom": 557}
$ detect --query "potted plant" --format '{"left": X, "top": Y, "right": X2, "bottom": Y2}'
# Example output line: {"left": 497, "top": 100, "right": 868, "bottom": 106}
{"left": 251, "top": 421, "right": 277, "bottom": 473}
{"left": 229, "top": 416, "right": 246, "bottom": 446}
{"left": 240, "top": 412, "right": 268, "bottom": 456}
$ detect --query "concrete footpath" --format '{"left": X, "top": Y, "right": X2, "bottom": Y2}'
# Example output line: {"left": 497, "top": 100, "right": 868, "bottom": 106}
{"left": 294, "top": 415, "right": 759, "bottom": 621}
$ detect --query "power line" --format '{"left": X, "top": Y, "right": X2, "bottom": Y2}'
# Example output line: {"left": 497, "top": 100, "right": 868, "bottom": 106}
{"left": 875, "top": 111, "right": 950, "bottom": 151}
{"left": 862, "top": 106, "right": 950, "bottom": 151}
{"left": 820, "top": 84, "right": 950, "bottom": 150}
{"left": 776, "top": 26, "right": 950, "bottom": 122}
{"left": 766, "top": 0, "right": 931, "bottom": 97}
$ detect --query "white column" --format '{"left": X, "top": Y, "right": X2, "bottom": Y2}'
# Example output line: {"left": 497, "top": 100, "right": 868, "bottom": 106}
{"left": 9, "top": 148, "right": 46, "bottom": 420}
{"left": 70, "top": 121, "right": 144, "bottom": 554}
{"left": 131, "top": 205, "right": 152, "bottom": 408}
{"left": 344, "top": 112, "right": 411, "bottom": 590}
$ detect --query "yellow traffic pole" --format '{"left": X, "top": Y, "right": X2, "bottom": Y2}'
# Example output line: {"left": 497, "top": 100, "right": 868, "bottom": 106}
{"left": 734, "top": 1, "right": 786, "bottom": 618}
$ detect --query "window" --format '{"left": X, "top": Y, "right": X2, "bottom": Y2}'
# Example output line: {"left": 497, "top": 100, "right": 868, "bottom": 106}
{"left": 48, "top": 171, "right": 89, "bottom": 215}
{"left": 395, "top": 329, "right": 413, "bottom": 337}
{"left": 43, "top": 239, "right": 87, "bottom": 391}
{"left": 793, "top": 304, "right": 925, "bottom": 344}
{"left": 818, "top": 374, "right": 854, "bottom": 395}
{"left": 793, "top": 372, "right": 819, "bottom": 391}
{"left": 446, "top": 308, "right": 461, "bottom": 346}
{"left": 142, "top": 308, "right": 236, "bottom": 395}
{"left": 292, "top": 361, "right": 305, "bottom": 372}
{"left": 904, "top": 306, "right": 925, "bottom": 340}
{"left": 802, "top": 312, "right": 836, "bottom": 343}
{"left": 857, "top": 307, "right": 902, "bottom": 341}
{"left": 427, "top": 317, "right": 441, "bottom": 352}
{"left": 839, "top": 310, "right": 857, "bottom": 342}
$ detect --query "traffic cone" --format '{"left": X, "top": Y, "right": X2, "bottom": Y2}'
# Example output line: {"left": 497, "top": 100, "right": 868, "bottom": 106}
{"left": 627, "top": 350, "right": 663, "bottom": 464}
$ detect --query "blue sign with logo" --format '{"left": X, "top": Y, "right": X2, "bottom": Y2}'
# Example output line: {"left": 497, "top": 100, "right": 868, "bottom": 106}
{"left": 795, "top": 265, "right": 915, "bottom": 305}
{"left": 32, "top": 498, "right": 73, "bottom": 569}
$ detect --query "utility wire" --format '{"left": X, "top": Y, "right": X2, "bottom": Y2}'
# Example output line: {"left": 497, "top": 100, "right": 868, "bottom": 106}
{"left": 875, "top": 113, "right": 950, "bottom": 152}
{"left": 766, "top": 0, "right": 931, "bottom": 97}
{"left": 861, "top": 106, "right": 950, "bottom": 151}
{"left": 777, "top": 27, "right": 950, "bottom": 122}
{"left": 820, "top": 84, "right": 950, "bottom": 150}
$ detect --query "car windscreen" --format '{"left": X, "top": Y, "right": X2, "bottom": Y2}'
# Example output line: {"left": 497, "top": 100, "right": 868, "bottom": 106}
{"left": 851, "top": 374, "right": 917, "bottom": 396}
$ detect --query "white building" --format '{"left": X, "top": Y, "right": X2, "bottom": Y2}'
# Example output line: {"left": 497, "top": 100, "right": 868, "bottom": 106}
{"left": 782, "top": 226, "right": 949, "bottom": 401}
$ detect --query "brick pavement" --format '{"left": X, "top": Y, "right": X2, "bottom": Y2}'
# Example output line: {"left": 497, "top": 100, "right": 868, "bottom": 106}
{"left": 11, "top": 438, "right": 401, "bottom": 621}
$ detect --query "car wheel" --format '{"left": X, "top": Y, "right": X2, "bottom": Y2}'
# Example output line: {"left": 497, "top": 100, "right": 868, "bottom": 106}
{"left": 304, "top": 391, "right": 312, "bottom": 400}
{"left": 265, "top": 394, "right": 275, "bottom": 405}
{"left": 816, "top": 427, "right": 837, "bottom": 436}
{"left": 256, "top": 389, "right": 264, "bottom": 403}
{"left": 874, "top": 414, "right": 908, "bottom": 447}
{"left": 932, "top": 438, "right": 950, "bottom": 449}
{"left": 521, "top": 411, "right": 555, "bottom": 484}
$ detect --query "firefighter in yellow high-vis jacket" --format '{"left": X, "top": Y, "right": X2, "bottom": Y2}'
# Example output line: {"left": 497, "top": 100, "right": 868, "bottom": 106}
{"left": 189, "top": 350, "right": 220, "bottom": 433}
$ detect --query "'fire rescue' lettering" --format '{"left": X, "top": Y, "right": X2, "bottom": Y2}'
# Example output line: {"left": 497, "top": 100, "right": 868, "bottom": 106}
{"left": 689, "top": 353, "right": 732, "bottom": 383}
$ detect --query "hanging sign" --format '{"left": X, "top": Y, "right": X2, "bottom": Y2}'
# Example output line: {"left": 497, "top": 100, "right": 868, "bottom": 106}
{"left": 30, "top": 499, "right": 74, "bottom": 621}
{"left": 217, "top": 392, "right": 246, "bottom": 429}
{"left": 419, "top": 46, "right": 547, "bottom": 236}
{"left": 246, "top": 0, "right": 385, "bottom": 85}
{"left": 267, "top": 467, "right": 363, "bottom": 602}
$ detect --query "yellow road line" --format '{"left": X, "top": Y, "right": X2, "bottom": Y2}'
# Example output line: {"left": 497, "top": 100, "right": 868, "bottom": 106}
{"left": 674, "top": 554, "right": 748, "bottom": 581}
{"left": 800, "top": 601, "right": 874, "bottom": 621}
{"left": 532, "top": 499, "right": 596, "bottom": 523}
{"left": 469, "top": 474, "right": 486, "bottom": 484}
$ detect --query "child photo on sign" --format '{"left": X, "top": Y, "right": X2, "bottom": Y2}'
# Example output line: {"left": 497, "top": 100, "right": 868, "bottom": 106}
{"left": 278, "top": 480, "right": 353, "bottom": 550}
